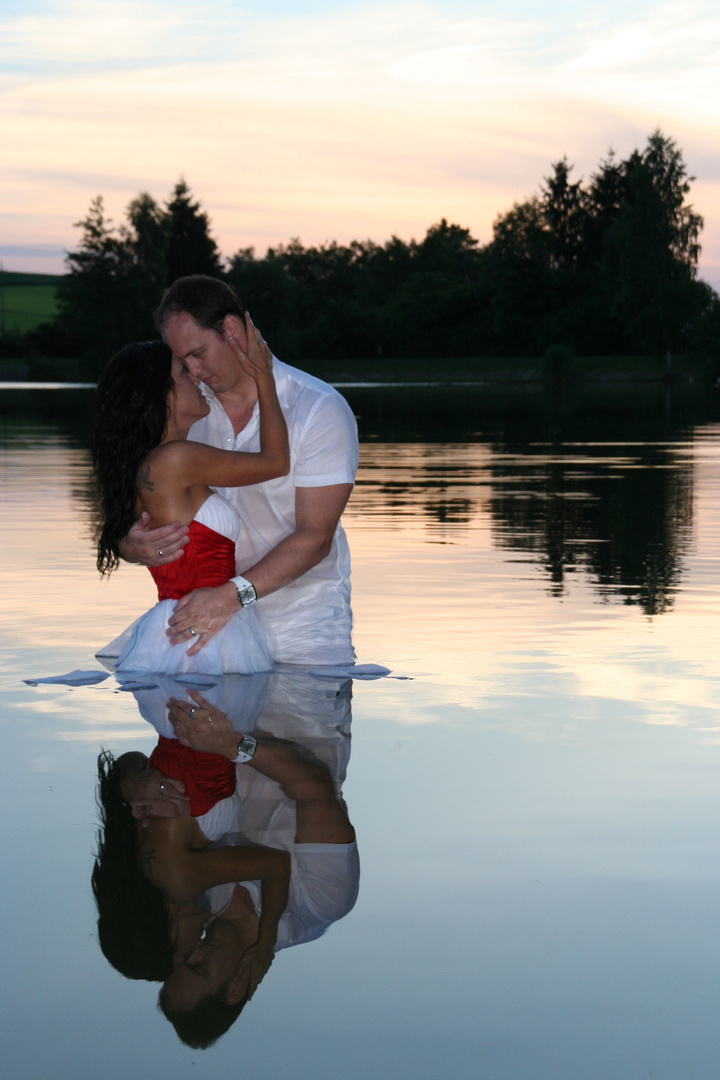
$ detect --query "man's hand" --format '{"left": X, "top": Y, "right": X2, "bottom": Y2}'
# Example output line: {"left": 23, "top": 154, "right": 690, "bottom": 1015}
{"left": 168, "top": 692, "right": 238, "bottom": 758}
{"left": 167, "top": 582, "right": 238, "bottom": 654}
{"left": 120, "top": 511, "right": 189, "bottom": 567}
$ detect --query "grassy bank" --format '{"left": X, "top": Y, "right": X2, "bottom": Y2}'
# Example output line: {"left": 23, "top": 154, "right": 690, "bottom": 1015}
{"left": 0, "top": 271, "right": 63, "bottom": 335}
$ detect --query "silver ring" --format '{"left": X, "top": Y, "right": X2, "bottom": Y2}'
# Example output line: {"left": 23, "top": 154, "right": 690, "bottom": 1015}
{"left": 188, "top": 628, "right": 197, "bottom": 637}
{"left": 157, "top": 549, "right": 163, "bottom": 557}
{"left": 189, "top": 707, "right": 196, "bottom": 716}
{"left": 159, "top": 782, "right": 165, "bottom": 793}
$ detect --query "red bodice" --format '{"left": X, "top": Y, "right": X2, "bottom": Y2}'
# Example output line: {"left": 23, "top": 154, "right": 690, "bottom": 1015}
{"left": 148, "top": 736, "right": 236, "bottom": 816}
{"left": 149, "top": 520, "right": 236, "bottom": 601}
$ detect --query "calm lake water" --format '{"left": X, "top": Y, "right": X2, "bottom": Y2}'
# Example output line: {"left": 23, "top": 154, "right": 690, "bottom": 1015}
{"left": 4, "top": 381, "right": 720, "bottom": 1079}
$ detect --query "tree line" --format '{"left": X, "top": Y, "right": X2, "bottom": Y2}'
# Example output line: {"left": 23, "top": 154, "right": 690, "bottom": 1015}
{"left": 8, "top": 131, "right": 720, "bottom": 371}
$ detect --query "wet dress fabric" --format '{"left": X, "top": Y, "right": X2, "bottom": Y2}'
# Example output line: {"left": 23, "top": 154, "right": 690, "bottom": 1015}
{"left": 96, "top": 494, "right": 271, "bottom": 676}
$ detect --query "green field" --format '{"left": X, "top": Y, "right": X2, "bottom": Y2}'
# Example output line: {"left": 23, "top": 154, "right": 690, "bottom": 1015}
{"left": 0, "top": 271, "right": 62, "bottom": 334}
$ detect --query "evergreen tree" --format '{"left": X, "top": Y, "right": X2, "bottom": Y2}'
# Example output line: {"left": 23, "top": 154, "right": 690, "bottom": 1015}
{"left": 56, "top": 196, "right": 135, "bottom": 367}
{"left": 165, "top": 179, "right": 224, "bottom": 281}
{"left": 541, "top": 158, "right": 587, "bottom": 272}
{"left": 123, "top": 193, "right": 169, "bottom": 339}
{"left": 56, "top": 182, "right": 224, "bottom": 367}
{"left": 604, "top": 134, "right": 705, "bottom": 361}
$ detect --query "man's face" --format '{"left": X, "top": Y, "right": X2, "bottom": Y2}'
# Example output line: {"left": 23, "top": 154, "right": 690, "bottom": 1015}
{"left": 163, "top": 920, "right": 249, "bottom": 1011}
{"left": 162, "top": 312, "right": 245, "bottom": 396}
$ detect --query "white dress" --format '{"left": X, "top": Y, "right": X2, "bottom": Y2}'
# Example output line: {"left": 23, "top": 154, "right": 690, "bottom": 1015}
{"left": 96, "top": 494, "right": 272, "bottom": 676}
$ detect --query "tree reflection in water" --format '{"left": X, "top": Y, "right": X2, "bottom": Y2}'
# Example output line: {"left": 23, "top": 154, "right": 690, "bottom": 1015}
{"left": 347, "top": 383, "right": 707, "bottom": 618}
{"left": 487, "top": 439, "right": 693, "bottom": 615}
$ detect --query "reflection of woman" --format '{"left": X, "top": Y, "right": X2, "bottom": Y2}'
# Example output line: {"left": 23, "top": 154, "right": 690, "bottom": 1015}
{"left": 93, "top": 694, "right": 358, "bottom": 1049}
{"left": 92, "top": 318, "right": 288, "bottom": 674}
{"left": 92, "top": 748, "right": 291, "bottom": 985}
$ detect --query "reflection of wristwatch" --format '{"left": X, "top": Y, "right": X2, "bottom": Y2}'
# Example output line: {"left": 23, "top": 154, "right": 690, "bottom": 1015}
{"left": 233, "top": 734, "right": 257, "bottom": 764}
{"left": 234, "top": 576, "right": 257, "bottom": 608}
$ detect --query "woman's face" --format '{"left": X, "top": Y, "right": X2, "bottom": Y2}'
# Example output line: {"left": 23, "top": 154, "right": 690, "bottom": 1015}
{"left": 169, "top": 356, "right": 210, "bottom": 435}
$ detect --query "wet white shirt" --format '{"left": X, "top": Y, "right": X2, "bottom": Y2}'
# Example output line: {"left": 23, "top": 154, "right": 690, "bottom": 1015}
{"left": 188, "top": 359, "right": 358, "bottom": 666}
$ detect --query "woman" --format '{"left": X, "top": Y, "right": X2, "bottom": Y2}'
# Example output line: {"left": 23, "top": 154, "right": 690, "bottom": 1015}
{"left": 93, "top": 695, "right": 357, "bottom": 1047}
{"left": 93, "top": 317, "right": 288, "bottom": 674}
{"left": 92, "top": 747, "right": 290, "bottom": 987}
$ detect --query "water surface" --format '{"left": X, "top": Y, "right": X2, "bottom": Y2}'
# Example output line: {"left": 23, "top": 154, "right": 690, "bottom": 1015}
{"left": 3, "top": 383, "right": 720, "bottom": 1079}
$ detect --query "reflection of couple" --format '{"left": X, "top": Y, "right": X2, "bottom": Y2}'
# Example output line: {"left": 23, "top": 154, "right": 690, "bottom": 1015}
{"left": 93, "top": 674, "right": 358, "bottom": 1049}
{"left": 94, "top": 274, "right": 358, "bottom": 673}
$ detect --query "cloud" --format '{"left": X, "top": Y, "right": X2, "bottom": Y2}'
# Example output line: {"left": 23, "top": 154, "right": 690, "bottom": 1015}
{"left": 0, "top": 0, "right": 207, "bottom": 68}
{"left": 553, "top": 2, "right": 720, "bottom": 124}
{"left": 1, "top": 0, "right": 719, "bottom": 283}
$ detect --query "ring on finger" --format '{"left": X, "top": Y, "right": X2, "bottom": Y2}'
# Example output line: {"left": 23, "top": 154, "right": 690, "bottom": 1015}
{"left": 159, "top": 782, "right": 165, "bottom": 793}
{"left": 188, "top": 628, "right": 197, "bottom": 637}
{"left": 189, "top": 707, "right": 196, "bottom": 716}
{"left": 157, "top": 549, "right": 163, "bottom": 557}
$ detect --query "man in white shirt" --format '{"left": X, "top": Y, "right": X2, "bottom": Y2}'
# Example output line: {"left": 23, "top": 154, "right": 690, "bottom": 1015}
{"left": 121, "top": 275, "right": 358, "bottom": 667}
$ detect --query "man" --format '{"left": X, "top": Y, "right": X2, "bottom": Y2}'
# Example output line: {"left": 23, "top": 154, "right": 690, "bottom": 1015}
{"left": 158, "top": 682, "right": 359, "bottom": 1048}
{"left": 121, "top": 275, "right": 358, "bottom": 667}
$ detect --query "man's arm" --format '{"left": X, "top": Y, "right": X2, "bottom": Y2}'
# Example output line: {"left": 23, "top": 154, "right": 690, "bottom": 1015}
{"left": 167, "top": 483, "right": 352, "bottom": 654}
{"left": 238, "top": 482, "right": 352, "bottom": 597}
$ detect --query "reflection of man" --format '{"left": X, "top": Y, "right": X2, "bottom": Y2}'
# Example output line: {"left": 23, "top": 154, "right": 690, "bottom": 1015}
{"left": 121, "top": 275, "right": 358, "bottom": 667}
{"left": 159, "top": 685, "right": 358, "bottom": 1049}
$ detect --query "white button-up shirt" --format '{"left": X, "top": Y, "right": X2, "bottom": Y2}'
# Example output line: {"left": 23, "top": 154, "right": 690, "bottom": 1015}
{"left": 188, "top": 359, "right": 359, "bottom": 666}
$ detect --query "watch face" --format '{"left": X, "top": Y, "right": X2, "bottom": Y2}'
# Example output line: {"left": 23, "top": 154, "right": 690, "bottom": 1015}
{"left": 239, "top": 585, "right": 257, "bottom": 606}
{"left": 236, "top": 735, "right": 257, "bottom": 762}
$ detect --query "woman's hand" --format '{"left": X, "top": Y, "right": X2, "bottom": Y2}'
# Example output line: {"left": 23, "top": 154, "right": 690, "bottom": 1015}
{"left": 168, "top": 692, "right": 239, "bottom": 759}
{"left": 225, "top": 313, "right": 273, "bottom": 381}
{"left": 119, "top": 767, "right": 191, "bottom": 827}
{"left": 230, "top": 942, "right": 275, "bottom": 1001}
{"left": 119, "top": 511, "right": 189, "bottom": 567}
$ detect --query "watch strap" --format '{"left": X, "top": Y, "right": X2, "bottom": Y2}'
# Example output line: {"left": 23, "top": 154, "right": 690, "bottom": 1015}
{"left": 232, "top": 575, "right": 258, "bottom": 608}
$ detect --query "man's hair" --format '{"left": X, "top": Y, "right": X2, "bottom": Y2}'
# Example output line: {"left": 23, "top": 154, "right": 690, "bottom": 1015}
{"left": 155, "top": 275, "right": 246, "bottom": 336}
{"left": 158, "top": 984, "right": 249, "bottom": 1049}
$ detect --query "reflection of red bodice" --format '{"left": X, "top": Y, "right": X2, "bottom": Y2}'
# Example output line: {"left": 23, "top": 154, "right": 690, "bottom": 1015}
{"left": 148, "top": 736, "right": 236, "bottom": 816}
{"left": 149, "top": 521, "right": 235, "bottom": 601}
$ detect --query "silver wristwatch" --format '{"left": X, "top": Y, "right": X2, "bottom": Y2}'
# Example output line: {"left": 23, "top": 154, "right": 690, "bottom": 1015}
{"left": 234, "top": 575, "right": 258, "bottom": 608}
{"left": 233, "top": 734, "right": 257, "bottom": 764}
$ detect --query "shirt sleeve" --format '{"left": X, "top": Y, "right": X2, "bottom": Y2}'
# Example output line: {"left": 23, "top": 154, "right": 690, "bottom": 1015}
{"left": 293, "top": 391, "right": 359, "bottom": 488}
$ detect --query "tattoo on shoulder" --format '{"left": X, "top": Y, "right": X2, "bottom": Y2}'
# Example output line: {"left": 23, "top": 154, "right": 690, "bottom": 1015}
{"left": 139, "top": 846, "right": 157, "bottom": 880}
{"left": 137, "top": 465, "right": 155, "bottom": 493}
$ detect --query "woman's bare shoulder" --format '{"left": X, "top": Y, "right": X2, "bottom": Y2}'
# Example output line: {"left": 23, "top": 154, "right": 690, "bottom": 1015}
{"left": 143, "top": 440, "right": 196, "bottom": 473}
{"left": 138, "top": 814, "right": 208, "bottom": 853}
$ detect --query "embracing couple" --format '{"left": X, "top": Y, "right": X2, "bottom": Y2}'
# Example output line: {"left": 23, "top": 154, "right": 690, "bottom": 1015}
{"left": 93, "top": 274, "right": 358, "bottom": 674}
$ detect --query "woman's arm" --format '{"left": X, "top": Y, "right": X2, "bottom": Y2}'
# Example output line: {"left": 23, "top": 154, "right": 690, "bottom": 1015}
{"left": 161, "top": 843, "right": 291, "bottom": 907}
{"left": 140, "top": 816, "right": 290, "bottom": 905}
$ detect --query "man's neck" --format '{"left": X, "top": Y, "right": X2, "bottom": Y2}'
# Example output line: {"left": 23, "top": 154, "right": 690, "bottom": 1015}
{"left": 216, "top": 378, "right": 259, "bottom": 438}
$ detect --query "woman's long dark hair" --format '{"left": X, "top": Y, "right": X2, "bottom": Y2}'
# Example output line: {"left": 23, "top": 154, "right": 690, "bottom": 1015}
{"left": 91, "top": 750, "right": 174, "bottom": 981}
{"left": 92, "top": 341, "right": 173, "bottom": 574}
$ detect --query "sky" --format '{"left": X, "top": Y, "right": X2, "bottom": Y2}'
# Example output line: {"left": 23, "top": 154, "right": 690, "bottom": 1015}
{"left": 2, "top": 0, "right": 720, "bottom": 288}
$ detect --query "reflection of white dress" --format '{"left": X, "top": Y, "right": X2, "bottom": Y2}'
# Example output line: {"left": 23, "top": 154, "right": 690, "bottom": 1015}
{"left": 96, "top": 494, "right": 272, "bottom": 676}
